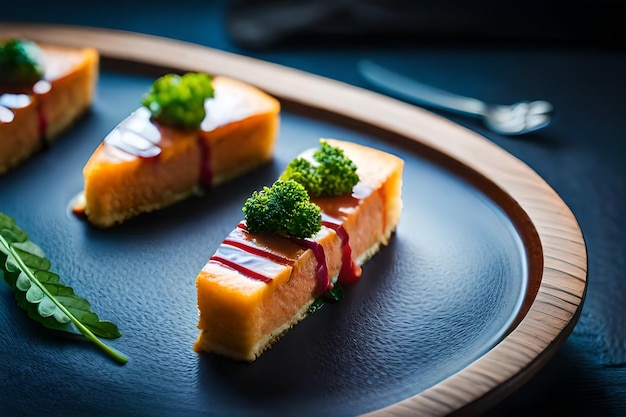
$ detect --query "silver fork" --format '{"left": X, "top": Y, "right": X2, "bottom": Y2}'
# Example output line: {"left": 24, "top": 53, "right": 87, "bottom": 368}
{"left": 358, "top": 59, "right": 554, "bottom": 136}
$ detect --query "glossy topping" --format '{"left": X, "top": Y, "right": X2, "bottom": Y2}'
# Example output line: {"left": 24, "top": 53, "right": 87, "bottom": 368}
{"left": 224, "top": 223, "right": 301, "bottom": 265}
{"left": 201, "top": 77, "right": 274, "bottom": 131}
{"left": 0, "top": 93, "right": 32, "bottom": 123}
{"left": 0, "top": 106, "right": 13, "bottom": 123}
{"left": 210, "top": 245, "right": 280, "bottom": 284}
{"left": 104, "top": 107, "right": 161, "bottom": 159}
{"left": 209, "top": 223, "right": 299, "bottom": 282}
{"left": 209, "top": 223, "right": 335, "bottom": 296}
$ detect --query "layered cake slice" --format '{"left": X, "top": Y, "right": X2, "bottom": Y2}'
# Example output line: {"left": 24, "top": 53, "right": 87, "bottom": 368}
{"left": 0, "top": 38, "right": 99, "bottom": 175}
{"left": 74, "top": 73, "right": 280, "bottom": 228}
{"left": 194, "top": 139, "right": 404, "bottom": 361}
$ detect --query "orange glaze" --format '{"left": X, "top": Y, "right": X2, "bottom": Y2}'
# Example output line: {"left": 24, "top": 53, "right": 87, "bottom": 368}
{"left": 103, "top": 107, "right": 162, "bottom": 159}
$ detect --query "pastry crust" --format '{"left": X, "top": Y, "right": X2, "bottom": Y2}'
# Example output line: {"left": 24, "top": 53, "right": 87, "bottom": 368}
{"left": 194, "top": 139, "right": 404, "bottom": 361}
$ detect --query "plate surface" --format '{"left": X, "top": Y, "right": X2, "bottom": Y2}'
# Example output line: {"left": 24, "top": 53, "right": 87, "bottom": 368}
{"left": 0, "top": 25, "right": 587, "bottom": 417}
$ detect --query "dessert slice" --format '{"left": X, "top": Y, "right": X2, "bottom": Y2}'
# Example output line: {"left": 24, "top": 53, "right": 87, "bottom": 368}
{"left": 0, "top": 38, "right": 99, "bottom": 175}
{"left": 75, "top": 73, "right": 280, "bottom": 228}
{"left": 194, "top": 139, "right": 404, "bottom": 361}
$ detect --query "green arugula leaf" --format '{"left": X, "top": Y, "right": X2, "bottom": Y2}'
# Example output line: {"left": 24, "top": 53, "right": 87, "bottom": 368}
{"left": 308, "top": 284, "right": 344, "bottom": 313}
{"left": 0, "top": 212, "right": 128, "bottom": 364}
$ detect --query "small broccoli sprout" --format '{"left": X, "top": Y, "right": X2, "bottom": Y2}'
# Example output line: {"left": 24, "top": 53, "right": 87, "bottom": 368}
{"left": 141, "top": 72, "right": 214, "bottom": 129}
{"left": 0, "top": 38, "right": 45, "bottom": 88}
{"left": 279, "top": 140, "right": 359, "bottom": 197}
{"left": 242, "top": 179, "right": 322, "bottom": 238}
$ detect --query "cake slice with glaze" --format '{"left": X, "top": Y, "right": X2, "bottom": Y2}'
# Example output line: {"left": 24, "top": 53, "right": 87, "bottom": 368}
{"left": 74, "top": 74, "right": 280, "bottom": 228}
{"left": 194, "top": 139, "right": 404, "bottom": 361}
{"left": 0, "top": 38, "right": 98, "bottom": 175}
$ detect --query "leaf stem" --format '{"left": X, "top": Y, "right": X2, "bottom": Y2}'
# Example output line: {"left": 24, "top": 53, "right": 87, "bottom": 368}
{"left": 0, "top": 235, "right": 129, "bottom": 365}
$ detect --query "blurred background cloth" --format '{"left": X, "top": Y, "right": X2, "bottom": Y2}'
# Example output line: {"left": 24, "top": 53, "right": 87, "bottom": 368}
{"left": 226, "top": 0, "right": 626, "bottom": 50}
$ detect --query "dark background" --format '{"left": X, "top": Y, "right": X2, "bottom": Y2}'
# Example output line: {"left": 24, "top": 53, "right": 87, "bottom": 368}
{"left": 3, "top": 1, "right": 626, "bottom": 415}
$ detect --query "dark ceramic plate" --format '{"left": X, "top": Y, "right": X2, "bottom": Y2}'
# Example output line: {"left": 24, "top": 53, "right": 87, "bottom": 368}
{"left": 0, "top": 25, "right": 587, "bottom": 417}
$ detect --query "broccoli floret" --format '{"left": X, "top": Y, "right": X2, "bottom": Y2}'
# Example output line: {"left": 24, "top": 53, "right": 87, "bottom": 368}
{"left": 140, "top": 72, "right": 214, "bottom": 129}
{"left": 0, "top": 38, "right": 45, "bottom": 88}
{"left": 279, "top": 140, "right": 359, "bottom": 197}
{"left": 242, "top": 180, "right": 322, "bottom": 238}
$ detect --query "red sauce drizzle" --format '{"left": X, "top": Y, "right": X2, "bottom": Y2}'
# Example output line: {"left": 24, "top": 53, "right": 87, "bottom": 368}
{"left": 223, "top": 223, "right": 330, "bottom": 295}
{"left": 288, "top": 236, "right": 331, "bottom": 296}
{"left": 208, "top": 223, "right": 292, "bottom": 285}
{"left": 322, "top": 214, "right": 362, "bottom": 286}
{"left": 222, "top": 237, "right": 295, "bottom": 266}
{"left": 209, "top": 254, "right": 273, "bottom": 284}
